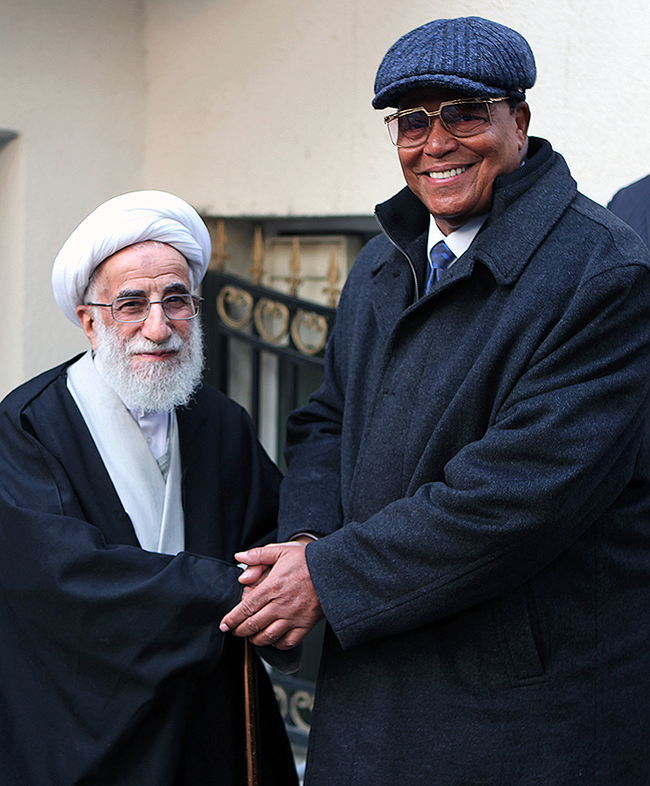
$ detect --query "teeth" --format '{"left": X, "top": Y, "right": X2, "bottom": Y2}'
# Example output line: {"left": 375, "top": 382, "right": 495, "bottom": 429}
{"left": 428, "top": 167, "right": 467, "bottom": 180}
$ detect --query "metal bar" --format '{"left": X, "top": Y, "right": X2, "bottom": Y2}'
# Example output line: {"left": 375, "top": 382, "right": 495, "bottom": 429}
{"left": 215, "top": 323, "right": 326, "bottom": 370}
{"left": 289, "top": 359, "right": 300, "bottom": 413}
{"left": 250, "top": 346, "right": 261, "bottom": 430}
{"left": 216, "top": 271, "right": 336, "bottom": 319}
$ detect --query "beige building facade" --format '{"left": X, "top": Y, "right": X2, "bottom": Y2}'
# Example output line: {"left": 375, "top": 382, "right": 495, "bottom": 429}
{"left": 1, "top": 0, "right": 649, "bottom": 397}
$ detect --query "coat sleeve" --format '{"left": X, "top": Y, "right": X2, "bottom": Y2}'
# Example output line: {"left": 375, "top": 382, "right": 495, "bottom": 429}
{"left": 284, "top": 261, "right": 650, "bottom": 651}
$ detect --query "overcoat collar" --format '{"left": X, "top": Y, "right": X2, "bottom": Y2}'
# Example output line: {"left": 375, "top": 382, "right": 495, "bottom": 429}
{"left": 373, "top": 137, "right": 578, "bottom": 287}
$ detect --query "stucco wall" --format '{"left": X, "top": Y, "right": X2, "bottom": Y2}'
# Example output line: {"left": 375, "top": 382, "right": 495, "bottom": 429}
{"left": 143, "top": 0, "right": 650, "bottom": 215}
{"left": 2, "top": 0, "right": 649, "bottom": 395}
{"left": 0, "top": 0, "right": 146, "bottom": 395}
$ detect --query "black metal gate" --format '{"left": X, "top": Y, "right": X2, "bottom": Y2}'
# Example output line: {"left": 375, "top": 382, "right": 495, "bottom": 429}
{"left": 202, "top": 271, "right": 335, "bottom": 467}
{"left": 201, "top": 269, "right": 335, "bottom": 752}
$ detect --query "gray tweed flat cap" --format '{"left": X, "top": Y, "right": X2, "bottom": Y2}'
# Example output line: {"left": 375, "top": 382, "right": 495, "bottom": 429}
{"left": 373, "top": 16, "right": 536, "bottom": 109}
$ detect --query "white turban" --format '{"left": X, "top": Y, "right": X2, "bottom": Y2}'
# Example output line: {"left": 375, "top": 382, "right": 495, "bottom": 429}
{"left": 52, "top": 190, "right": 212, "bottom": 325}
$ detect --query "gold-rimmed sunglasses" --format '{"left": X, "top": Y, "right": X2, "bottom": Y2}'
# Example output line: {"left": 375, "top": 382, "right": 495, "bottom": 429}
{"left": 384, "top": 97, "right": 508, "bottom": 147}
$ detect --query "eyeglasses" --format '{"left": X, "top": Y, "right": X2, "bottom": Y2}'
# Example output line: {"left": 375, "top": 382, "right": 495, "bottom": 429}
{"left": 86, "top": 294, "right": 203, "bottom": 323}
{"left": 384, "top": 97, "right": 508, "bottom": 147}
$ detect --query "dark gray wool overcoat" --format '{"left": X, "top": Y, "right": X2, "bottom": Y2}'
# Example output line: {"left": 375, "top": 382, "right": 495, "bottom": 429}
{"left": 279, "top": 138, "right": 650, "bottom": 785}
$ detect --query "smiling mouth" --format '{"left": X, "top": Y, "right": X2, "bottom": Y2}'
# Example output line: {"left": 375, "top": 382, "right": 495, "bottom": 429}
{"left": 427, "top": 166, "right": 469, "bottom": 180}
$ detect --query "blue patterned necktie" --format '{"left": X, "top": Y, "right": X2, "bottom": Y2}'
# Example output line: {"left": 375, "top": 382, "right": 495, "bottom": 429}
{"left": 425, "top": 240, "right": 456, "bottom": 294}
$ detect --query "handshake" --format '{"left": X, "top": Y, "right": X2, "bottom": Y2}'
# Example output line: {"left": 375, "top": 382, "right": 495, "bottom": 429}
{"left": 219, "top": 537, "right": 324, "bottom": 649}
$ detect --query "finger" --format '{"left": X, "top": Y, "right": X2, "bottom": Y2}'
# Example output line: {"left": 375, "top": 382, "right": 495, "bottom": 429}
{"left": 221, "top": 587, "right": 287, "bottom": 633}
{"left": 234, "top": 544, "right": 283, "bottom": 566}
{"left": 273, "top": 627, "right": 310, "bottom": 650}
{"left": 238, "top": 564, "right": 268, "bottom": 584}
{"left": 220, "top": 591, "right": 270, "bottom": 632}
{"left": 229, "top": 595, "right": 321, "bottom": 639}
{"left": 234, "top": 540, "right": 304, "bottom": 566}
{"left": 247, "top": 619, "right": 293, "bottom": 647}
{"left": 229, "top": 598, "right": 294, "bottom": 637}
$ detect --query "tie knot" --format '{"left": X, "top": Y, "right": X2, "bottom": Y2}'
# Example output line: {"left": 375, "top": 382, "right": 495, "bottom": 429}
{"left": 429, "top": 240, "right": 455, "bottom": 270}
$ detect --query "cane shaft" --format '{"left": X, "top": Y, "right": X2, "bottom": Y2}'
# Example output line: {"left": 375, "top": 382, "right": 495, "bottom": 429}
{"left": 244, "top": 637, "right": 260, "bottom": 786}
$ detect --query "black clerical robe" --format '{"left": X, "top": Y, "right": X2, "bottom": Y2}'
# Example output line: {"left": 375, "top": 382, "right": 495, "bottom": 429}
{"left": 0, "top": 356, "right": 297, "bottom": 786}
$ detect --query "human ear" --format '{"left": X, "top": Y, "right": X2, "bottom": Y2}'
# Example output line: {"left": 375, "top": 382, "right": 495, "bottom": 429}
{"left": 76, "top": 305, "right": 99, "bottom": 351}
{"left": 514, "top": 102, "right": 531, "bottom": 148}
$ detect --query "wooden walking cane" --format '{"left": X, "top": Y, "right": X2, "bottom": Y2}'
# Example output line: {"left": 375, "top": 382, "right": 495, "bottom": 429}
{"left": 244, "top": 637, "right": 260, "bottom": 786}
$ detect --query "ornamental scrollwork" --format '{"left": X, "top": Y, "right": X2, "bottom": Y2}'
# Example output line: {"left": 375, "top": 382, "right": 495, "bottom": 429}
{"left": 273, "top": 684, "right": 289, "bottom": 719}
{"left": 289, "top": 690, "right": 314, "bottom": 733}
{"left": 291, "top": 310, "right": 328, "bottom": 356}
{"left": 254, "top": 298, "right": 290, "bottom": 345}
{"left": 213, "top": 276, "right": 332, "bottom": 358}
{"left": 216, "top": 285, "right": 253, "bottom": 330}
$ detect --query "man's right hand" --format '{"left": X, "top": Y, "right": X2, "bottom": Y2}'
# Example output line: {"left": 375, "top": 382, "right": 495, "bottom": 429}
{"left": 221, "top": 541, "right": 324, "bottom": 649}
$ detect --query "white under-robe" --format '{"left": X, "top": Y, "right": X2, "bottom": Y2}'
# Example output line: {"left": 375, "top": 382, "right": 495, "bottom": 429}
{"left": 66, "top": 351, "right": 184, "bottom": 555}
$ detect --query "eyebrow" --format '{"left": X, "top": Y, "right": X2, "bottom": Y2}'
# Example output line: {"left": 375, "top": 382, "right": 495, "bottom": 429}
{"left": 115, "top": 282, "right": 191, "bottom": 299}
{"left": 163, "top": 282, "right": 191, "bottom": 295}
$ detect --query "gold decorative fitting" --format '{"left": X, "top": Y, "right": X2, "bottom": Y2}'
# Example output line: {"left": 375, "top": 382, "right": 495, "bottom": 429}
{"left": 291, "top": 310, "right": 328, "bottom": 355}
{"left": 289, "top": 690, "right": 314, "bottom": 733}
{"left": 273, "top": 684, "right": 289, "bottom": 719}
{"left": 254, "top": 298, "right": 290, "bottom": 345}
{"left": 250, "top": 225, "right": 265, "bottom": 285}
{"left": 284, "top": 237, "right": 303, "bottom": 297}
{"left": 216, "top": 285, "right": 253, "bottom": 329}
{"left": 323, "top": 249, "right": 341, "bottom": 308}
{"left": 210, "top": 219, "right": 228, "bottom": 272}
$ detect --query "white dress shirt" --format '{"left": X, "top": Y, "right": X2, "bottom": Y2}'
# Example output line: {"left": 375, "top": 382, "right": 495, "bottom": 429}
{"left": 427, "top": 213, "right": 489, "bottom": 270}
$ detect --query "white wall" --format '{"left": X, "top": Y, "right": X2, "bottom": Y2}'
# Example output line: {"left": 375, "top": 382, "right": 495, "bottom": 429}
{"left": 2, "top": 0, "right": 650, "bottom": 394}
{"left": 143, "top": 0, "right": 650, "bottom": 215}
{"left": 0, "top": 0, "right": 147, "bottom": 395}
{"left": 0, "top": 134, "right": 26, "bottom": 389}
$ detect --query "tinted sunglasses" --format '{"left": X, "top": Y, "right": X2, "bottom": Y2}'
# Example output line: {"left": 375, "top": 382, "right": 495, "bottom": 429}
{"left": 384, "top": 97, "right": 508, "bottom": 147}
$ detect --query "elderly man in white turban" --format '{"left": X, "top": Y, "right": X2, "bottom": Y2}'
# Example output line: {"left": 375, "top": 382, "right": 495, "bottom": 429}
{"left": 0, "top": 191, "right": 298, "bottom": 786}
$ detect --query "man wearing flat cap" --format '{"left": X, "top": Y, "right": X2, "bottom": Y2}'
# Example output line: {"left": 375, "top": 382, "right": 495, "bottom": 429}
{"left": 221, "top": 16, "right": 650, "bottom": 785}
{"left": 0, "top": 191, "right": 298, "bottom": 786}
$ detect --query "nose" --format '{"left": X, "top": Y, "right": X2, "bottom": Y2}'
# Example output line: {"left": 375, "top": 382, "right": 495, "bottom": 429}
{"left": 421, "top": 117, "right": 458, "bottom": 156}
{"left": 140, "top": 302, "right": 173, "bottom": 342}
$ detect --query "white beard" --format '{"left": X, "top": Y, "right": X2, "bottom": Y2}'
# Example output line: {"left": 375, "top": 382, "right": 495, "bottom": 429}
{"left": 93, "top": 316, "right": 204, "bottom": 413}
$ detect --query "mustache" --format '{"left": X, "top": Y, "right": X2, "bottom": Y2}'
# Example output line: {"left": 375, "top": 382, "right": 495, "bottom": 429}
{"left": 123, "top": 334, "right": 185, "bottom": 355}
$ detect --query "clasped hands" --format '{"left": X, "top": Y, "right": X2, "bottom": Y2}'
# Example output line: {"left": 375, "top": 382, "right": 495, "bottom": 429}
{"left": 219, "top": 537, "right": 324, "bottom": 649}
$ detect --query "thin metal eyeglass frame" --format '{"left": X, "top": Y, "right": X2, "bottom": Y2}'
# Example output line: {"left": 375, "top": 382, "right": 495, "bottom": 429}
{"left": 85, "top": 294, "right": 204, "bottom": 323}
{"left": 384, "top": 97, "right": 509, "bottom": 147}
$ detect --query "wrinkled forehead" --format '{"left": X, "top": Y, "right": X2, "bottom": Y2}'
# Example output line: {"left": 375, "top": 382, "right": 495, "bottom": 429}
{"left": 92, "top": 241, "right": 192, "bottom": 296}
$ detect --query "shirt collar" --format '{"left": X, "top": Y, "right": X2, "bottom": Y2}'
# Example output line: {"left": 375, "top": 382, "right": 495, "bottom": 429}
{"left": 427, "top": 213, "right": 489, "bottom": 261}
{"left": 129, "top": 409, "right": 171, "bottom": 461}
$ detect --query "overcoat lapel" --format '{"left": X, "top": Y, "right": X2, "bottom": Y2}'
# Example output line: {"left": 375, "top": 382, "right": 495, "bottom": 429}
{"left": 370, "top": 230, "right": 428, "bottom": 341}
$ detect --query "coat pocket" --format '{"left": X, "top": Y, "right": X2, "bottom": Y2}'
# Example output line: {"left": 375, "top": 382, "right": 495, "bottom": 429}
{"left": 494, "top": 582, "right": 546, "bottom": 684}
